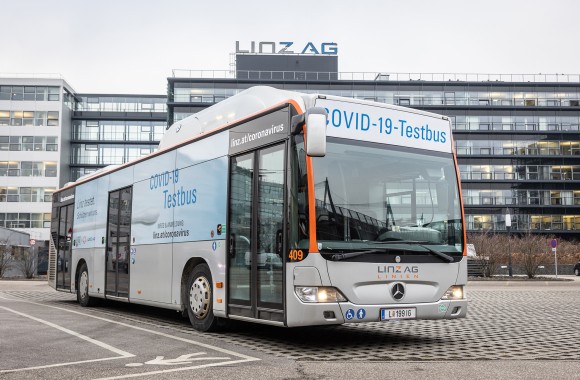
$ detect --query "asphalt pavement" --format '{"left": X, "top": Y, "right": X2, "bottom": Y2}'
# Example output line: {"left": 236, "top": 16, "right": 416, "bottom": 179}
{"left": 0, "top": 278, "right": 578, "bottom": 379}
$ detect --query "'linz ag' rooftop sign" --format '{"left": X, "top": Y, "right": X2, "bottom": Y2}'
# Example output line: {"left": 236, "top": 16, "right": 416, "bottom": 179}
{"left": 235, "top": 41, "right": 338, "bottom": 55}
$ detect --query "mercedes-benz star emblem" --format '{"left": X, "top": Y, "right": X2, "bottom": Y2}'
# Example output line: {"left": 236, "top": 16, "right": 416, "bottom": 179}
{"left": 391, "top": 283, "right": 405, "bottom": 301}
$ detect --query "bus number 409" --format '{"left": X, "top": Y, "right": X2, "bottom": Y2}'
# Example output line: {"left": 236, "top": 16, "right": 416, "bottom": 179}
{"left": 289, "top": 250, "right": 304, "bottom": 261}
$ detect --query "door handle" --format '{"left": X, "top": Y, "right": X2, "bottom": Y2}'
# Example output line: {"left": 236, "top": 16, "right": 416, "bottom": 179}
{"left": 275, "top": 230, "right": 283, "bottom": 256}
{"left": 229, "top": 234, "right": 236, "bottom": 258}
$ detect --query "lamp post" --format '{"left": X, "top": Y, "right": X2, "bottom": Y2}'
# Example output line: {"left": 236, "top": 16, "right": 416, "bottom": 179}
{"left": 505, "top": 208, "right": 513, "bottom": 277}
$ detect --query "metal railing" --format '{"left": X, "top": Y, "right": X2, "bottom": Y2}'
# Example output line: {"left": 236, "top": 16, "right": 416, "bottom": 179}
{"left": 172, "top": 69, "right": 580, "bottom": 83}
{"left": 0, "top": 73, "right": 64, "bottom": 80}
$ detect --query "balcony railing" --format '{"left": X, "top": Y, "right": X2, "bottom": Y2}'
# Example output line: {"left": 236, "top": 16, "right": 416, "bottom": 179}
{"left": 172, "top": 69, "right": 580, "bottom": 83}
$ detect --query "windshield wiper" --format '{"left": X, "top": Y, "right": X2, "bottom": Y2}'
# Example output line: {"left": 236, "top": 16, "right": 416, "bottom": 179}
{"left": 328, "top": 249, "right": 390, "bottom": 261}
{"left": 419, "top": 245, "right": 454, "bottom": 263}
{"left": 324, "top": 241, "right": 455, "bottom": 263}
{"left": 370, "top": 240, "right": 454, "bottom": 263}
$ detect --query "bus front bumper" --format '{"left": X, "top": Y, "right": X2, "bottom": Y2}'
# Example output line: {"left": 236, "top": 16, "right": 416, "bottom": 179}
{"left": 286, "top": 299, "right": 468, "bottom": 327}
{"left": 337, "top": 299, "right": 468, "bottom": 322}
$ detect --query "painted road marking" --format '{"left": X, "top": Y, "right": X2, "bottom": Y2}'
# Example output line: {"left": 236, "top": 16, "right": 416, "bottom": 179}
{"left": 143, "top": 353, "right": 228, "bottom": 365}
{"left": 0, "top": 306, "right": 134, "bottom": 374}
{"left": 0, "top": 293, "right": 260, "bottom": 378}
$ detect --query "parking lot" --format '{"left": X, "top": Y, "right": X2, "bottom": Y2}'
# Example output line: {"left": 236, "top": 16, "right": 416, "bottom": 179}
{"left": 0, "top": 278, "right": 579, "bottom": 379}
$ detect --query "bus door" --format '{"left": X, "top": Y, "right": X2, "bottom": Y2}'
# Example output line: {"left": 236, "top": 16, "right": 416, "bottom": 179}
{"left": 228, "top": 143, "right": 286, "bottom": 322}
{"left": 56, "top": 204, "right": 73, "bottom": 290}
{"left": 105, "top": 186, "right": 132, "bottom": 299}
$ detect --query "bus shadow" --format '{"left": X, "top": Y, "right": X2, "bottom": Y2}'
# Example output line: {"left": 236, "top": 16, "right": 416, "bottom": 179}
{"left": 58, "top": 299, "right": 445, "bottom": 355}
{"left": 220, "top": 320, "right": 445, "bottom": 356}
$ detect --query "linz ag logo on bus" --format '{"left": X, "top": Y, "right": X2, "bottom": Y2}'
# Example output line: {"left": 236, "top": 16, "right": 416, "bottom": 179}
{"left": 377, "top": 265, "right": 420, "bottom": 280}
{"left": 235, "top": 41, "right": 338, "bottom": 55}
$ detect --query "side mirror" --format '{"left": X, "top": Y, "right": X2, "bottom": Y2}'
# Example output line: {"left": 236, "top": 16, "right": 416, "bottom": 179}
{"left": 305, "top": 107, "right": 327, "bottom": 157}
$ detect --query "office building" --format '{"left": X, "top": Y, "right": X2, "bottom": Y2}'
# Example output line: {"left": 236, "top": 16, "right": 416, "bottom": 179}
{"left": 0, "top": 76, "right": 75, "bottom": 242}
{"left": 168, "top": 52, "right": 580, "bottom": 238}
{"left": 2, "top": 49, "right": 578, "bottom": 240}
{"left": 0, "top": 77, "right": 167, "bottom": 245}
{"left": 70, "top": 94, "right": 167, "bottom": 180}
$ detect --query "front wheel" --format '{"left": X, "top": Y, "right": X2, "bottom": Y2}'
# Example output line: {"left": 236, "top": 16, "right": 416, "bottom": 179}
{"left": 77, "top": 263, "right": 98, "bottom": 307}
{"left": 186, "top": 264, "right": 220, "bottom": 332}
{"left": 575, "top": 268, "right": 579, "bottom": 276}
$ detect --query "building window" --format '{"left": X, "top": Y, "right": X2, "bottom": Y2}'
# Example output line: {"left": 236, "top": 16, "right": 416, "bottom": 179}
{"left": 0, "top": 86, "right": 11, "bottom": 101}
{"left": 11, "top": 87, "right": 24, "bottom": 101}
{"left": 48, "top": 87, "right": 60, "bottom": 101}
{"left": 0, "top": 111, "right": 9, "bottom": 126}
{"left": 45, "top": 162, "right": 57, "bottom": 177}
{"left": 0, "top": 135, "right": 57, "bottom": 152}
{"left": 35, "top": 87, "right": 47, "bottom": 101}
{"left": 47, "top": 111, "right": 59, "bottom": 126}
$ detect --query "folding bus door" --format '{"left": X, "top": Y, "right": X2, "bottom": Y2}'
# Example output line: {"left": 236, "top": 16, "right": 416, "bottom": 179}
{"left": 228, "top": 143, "right": 286, "bottom": 322}
{"left": 56, "top": 204, "right": 73, "bottom": 290}
{"left": 105, "top": 186, "right": 132, "bottom": 298}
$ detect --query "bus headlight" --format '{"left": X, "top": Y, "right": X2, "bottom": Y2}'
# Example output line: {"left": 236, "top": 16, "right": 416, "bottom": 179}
{"left": 442, "top": 285, "right": 465, "bottom": 300}
{"left": 295, "top": 287, "right": 347, "bottom": 303}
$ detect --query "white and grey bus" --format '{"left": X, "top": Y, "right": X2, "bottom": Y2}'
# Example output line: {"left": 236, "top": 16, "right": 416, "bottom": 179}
{"left": 49, "top": 86, "right": 467, "bottom": 331}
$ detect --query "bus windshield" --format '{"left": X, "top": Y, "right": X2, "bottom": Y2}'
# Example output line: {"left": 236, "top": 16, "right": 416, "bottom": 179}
{"left": 309, "top": 138, "right": 463, "bottom": 255}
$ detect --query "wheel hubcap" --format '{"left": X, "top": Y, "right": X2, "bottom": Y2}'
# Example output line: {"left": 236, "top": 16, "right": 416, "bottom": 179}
{"left": 80, "top": 271, "right": 88, "bottom": 299}
{"left": 189, "top": 276, "right": 211, "bottom": 319}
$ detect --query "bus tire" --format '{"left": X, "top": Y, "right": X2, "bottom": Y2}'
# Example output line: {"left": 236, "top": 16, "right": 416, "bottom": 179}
{"left": 186, "top": 264, "right": 219, "bottom": 332}
{"left": 77, "top": 263, "right": 97, "bottom": 307}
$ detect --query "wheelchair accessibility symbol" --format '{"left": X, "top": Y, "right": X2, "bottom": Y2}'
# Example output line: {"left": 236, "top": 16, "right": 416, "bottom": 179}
{"left": 345, "top": 309, "right": 355, "bottom": 321}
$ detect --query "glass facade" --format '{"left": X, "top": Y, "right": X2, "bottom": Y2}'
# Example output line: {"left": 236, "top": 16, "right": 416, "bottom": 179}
{"left": 167, "top": 72, "right": 580, "bottom": 238}
{"left": 0, "top": 85, "right": 60, "bottom": 101}
{"left": 0, "top": 212, "right": 51, "bottom": 229}
{"left": 70, "top": 95, "right": 167, "bottom": 181}
{"left": 0, "top": 186, "right": 55, "bottom": 202}
{"left": 76, "top": 95, "right": 166, "bottom": 112}
{"left": 0, "top": 161, "right": 57, "bottom": 177}
{"left": 0, "top": 110, "right": 59, "bottom": 126}
{"left": 0, "top": 136, "right": 58, "bottom": 151}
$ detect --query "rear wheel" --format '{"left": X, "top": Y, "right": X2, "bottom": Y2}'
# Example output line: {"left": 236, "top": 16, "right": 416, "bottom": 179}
{"left": 575, "top": 268, "right": 579, "bottom": 276}
{"left": 77, "top": 263, "right": 98, "bottom": 307}
{"left": 186, "top": 264, "right": 220, "bottom": 332}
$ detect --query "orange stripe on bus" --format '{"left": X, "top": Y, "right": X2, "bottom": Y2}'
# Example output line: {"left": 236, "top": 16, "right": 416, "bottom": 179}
{"left": 449, "top": 123, "right": 468, "bottom": 256}
{"left": 305, "top": 155, "right": 318, "bottom": 253}
{"left": 56, "top": 98, "right": 306, "bottom": 193}
{"left": 290, "top": 102, "right": 319, "bottom": 253}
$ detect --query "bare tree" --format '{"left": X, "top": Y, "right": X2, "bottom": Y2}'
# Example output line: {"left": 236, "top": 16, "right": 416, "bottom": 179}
{"left": 513, "top": 233, "right": 549, "bottom": 279}
{"left": 468, "top": 232, "right": 508, "bottom": 277}
{"left": 555, "top": 239, "right": 580, "bottom": 265}
{"left": 15, "top": 248, "right": 38, "bottom": 279}
{"left": 0, "top": 240, "right": 14, "bottom": 278}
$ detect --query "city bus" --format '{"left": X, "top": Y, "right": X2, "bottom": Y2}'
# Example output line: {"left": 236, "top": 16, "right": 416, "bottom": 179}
{"left": 49, "top": 86, "right": 467, "bottom": 331}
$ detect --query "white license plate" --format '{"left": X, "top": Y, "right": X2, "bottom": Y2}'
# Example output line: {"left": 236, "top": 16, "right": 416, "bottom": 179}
{"left": 380, "top": 307, "right": 416, "bottom": 321}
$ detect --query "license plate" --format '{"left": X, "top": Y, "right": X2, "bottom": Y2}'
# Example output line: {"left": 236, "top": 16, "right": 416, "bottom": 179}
{"left": 380, "top": 307, "right": 416, "bottom": 321}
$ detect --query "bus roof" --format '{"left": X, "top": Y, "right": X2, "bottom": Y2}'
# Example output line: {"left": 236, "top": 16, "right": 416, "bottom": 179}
{"left": 160, "top": 86, "right": 308, "bottom": 150}
{"left": 59, "top": 86, "right": 453, "bottom": 192}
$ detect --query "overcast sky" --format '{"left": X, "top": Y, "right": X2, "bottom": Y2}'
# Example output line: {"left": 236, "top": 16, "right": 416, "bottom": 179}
{"left": 1, "top": 0, "right": 578, "bottom": 94}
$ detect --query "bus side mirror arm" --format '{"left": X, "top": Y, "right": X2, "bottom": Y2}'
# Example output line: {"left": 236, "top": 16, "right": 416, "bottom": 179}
{"left": 291, "top": 113, "right": 305, "bottom": 135}
{"left": 291, "top": 108, "right": 327, "bottom": 157}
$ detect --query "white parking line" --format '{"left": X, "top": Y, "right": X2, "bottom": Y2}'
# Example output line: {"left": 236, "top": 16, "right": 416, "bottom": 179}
{"left": 0, "top": 293, "right": 261, "bottom": 378}
{"left": 95, "top": 359, "right": 259, "bottom": 380}
{"left": 0, "top": 306, "right": 134, "bottom": 374}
